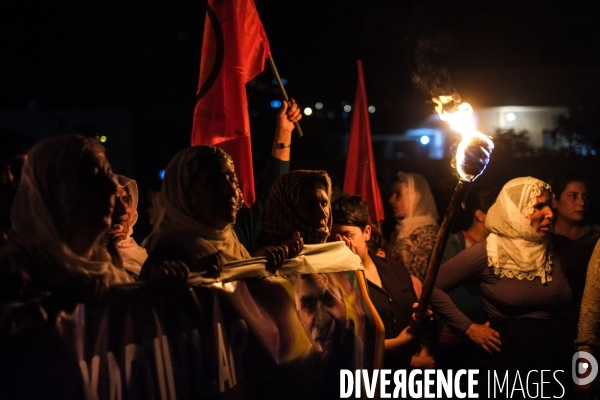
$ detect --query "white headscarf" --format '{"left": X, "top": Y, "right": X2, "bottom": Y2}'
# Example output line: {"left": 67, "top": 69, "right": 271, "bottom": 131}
{"left": 156, "top": 146, "right": 250, "bottom": 261}
{"left": 10, "top": 135, "right": 131, "bottom": 284}
{"left": 485, "top": 176, "right": 552, "bottom": 284}
{"left": 394, "top": 172, "right": 439, "bottom": 238}
{"left": 113, "top": 175, "right": 148, "bottom": 276}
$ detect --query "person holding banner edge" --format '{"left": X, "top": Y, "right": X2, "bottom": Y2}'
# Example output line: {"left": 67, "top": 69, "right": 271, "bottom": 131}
{"left": 140, "top": 143, "right": 303, "bottom": 284}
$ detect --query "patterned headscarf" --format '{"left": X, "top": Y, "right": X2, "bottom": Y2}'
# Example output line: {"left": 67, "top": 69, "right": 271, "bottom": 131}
{"left": 485, "top": 176, "right": 553, "bottom": 284}
{"left": 261, "top": 170, "right": 333, "bottom": 245}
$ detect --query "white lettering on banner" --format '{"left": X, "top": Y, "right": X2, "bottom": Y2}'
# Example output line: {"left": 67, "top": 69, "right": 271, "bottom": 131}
{"left": 124, "top": 343, "right": 141, "bottom": 392}
{"left": 79, "top": 355, "right": 100, "bottom": 400}
{"left": 153, "top": 335, "right": 177, "bottom": 400}
{"left": 107, "top": 352, "right": 122, "bottom": 400}
{"left": 217, "top": 322, "right": 237, "bottom": 392}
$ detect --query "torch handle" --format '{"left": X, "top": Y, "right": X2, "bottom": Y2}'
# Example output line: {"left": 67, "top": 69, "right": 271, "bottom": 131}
{"left": 410, "top": 179, "right": 471, "bottom": 336}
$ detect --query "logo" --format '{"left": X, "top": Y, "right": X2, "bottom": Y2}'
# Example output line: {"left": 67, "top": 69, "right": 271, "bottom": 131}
{"left": 572, "top": 351, "right": 598, "bottom": 385}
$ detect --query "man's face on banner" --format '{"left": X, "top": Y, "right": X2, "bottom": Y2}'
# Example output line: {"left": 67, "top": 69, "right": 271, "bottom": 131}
{"left": 295, "top": 274, "right": 347, "bottom": 357}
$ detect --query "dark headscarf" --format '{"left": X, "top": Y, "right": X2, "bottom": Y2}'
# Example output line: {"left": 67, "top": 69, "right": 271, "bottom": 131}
{"left": 261, "top": 170, "right": 332, "bottom": 245}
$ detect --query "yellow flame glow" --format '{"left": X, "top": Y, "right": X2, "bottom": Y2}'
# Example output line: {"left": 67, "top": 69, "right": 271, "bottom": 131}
{"left": 433, "top": 96, "right": 494, "bottom": 182}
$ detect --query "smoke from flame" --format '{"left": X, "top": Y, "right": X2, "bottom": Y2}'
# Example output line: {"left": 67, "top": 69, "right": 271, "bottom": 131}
{"left": 433, "top": 96, "right": 494, "bottom": 182}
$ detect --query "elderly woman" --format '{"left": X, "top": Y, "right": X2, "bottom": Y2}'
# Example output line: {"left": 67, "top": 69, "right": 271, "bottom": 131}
{"left": 431, "top": 177, "right": 571, "bottom": 395}
{"left": 261, "top": 170, "right": 333, "bottom": 246}
{"left": 0, "top": 135, "right": 132, "bottom": 398}
{"left": 140, "top": 145, "right": 300, "bottom": 282}
{"left": 388, "top": 171, "right": 439, "bottom": 281}
{"left": 105, "top": 175, "right": 148, "bottom": 279}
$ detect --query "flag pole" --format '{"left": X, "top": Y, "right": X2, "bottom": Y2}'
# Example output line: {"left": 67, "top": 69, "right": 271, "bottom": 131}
{"left": 267, "top": 54, "right": 304, "bottom": 137}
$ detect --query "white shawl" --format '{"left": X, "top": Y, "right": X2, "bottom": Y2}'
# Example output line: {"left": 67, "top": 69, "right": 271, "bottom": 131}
{"left": 156, "top": 146, "right": 250, "bottom": 262}
{"left": 485, "top": 176, "right": 552, "bottom": 283}
{"left": 114, "top": 175, "right": 148, "bottom": 276}
{"left": 394, "top": 171, "right": 439, "bottom": 239}
{"left": 11, "top": 136, "right": 131, "bottom": 283}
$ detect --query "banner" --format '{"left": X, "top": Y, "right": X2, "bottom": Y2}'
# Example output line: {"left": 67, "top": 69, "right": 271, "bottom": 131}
{"left": 1, "top": 243, "right": 384, "bottom": 400}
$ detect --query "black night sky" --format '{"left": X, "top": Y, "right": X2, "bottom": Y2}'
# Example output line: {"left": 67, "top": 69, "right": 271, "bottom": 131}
{"left": 3, "top": 0, "right": 600, "bottom": 232}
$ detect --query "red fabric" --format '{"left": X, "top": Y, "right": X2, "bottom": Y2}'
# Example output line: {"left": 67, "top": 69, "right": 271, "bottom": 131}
{"left": 343, "top": 60, "right": 385, "bottom": 223}
{"left": 191, "top": 0, "right": 271, "bottom": 206}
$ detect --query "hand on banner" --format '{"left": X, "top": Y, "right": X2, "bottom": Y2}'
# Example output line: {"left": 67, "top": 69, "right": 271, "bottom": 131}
{"left": 465, "top": 321, "right": 501, "bottom": 353}
{"left": 335, "top": 234, "right": 357, "bottom": 254}
{"left": 145, "top": 261, "right": 190, "bottom": 289}
{"left": 253, "top": 245, "right": 288, "bottom": 273}
{"left": 281, "top": 231, "right": 304, "bottom": 258}
{"left": 192, "top": 251, "right": 224, "bottom": 278}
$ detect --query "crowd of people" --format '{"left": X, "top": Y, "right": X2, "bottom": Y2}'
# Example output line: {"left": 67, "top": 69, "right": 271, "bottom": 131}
{"left": 2, "top": 101, "right": 600, "bottom": 399}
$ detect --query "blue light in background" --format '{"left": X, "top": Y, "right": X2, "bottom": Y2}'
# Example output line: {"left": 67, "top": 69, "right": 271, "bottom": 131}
{"left": 270, "top": 100, "right": 282, "bottom": 108}
{"left": 271, "top": 78, "right": 288, "bottom": 86}
{"left": 420, "top": 136, "right": 430, "bottom": 145}
{"left": 159, "top": 169, "right": 166, "bottom": 180}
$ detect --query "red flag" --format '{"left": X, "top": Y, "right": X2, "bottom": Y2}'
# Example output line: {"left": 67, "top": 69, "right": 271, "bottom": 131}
{"left": 192, "top": 0, "right": 271, "bottom": 206}
{"left": 343, "top": 60, "right": 385, "bottom": 223}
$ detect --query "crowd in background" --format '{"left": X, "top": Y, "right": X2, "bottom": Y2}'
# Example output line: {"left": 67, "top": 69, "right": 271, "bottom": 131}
{"left": 2, "top": 101, "right": 600, "bottom": 399}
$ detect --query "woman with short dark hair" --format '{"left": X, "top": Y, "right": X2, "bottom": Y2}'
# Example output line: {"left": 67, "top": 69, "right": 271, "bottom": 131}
{"left": 330, "top": 193, "right": 425, "bottom": 370}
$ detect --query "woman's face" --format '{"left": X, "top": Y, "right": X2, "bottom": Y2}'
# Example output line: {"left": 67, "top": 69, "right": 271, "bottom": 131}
{"left": 555, "top": 181, "right": 588, "bottom": 224}
{"left": 297, "top": 180, "right": 330, "bottom": 235}
{"left": 529, "top": 190, "right": 554, "bottom": 237}
{"left": 68, "top": 148, "right": 117, "bottom": 235}
{"left": 389, "top": 181, "right": 410, "bottom": 219}
{"left": 189, "top": 156, "right": 240, "bottom": 230}
{"left": 330, "top": 224, "right": 370, "bottom": 261}
{"left": 113, "top": 187, "right": 133, "bottom": 232}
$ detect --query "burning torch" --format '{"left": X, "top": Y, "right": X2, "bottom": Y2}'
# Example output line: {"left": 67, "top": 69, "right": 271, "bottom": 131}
{"left": 410, "top": 96, "right": 494, "bottom": 335}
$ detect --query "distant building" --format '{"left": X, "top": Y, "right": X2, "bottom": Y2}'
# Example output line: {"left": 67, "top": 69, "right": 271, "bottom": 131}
{"left": 374, "top": 105, "right": 571, "bottom": 159}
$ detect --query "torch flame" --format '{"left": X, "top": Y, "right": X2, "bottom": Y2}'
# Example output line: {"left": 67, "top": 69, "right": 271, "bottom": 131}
{"left": 433, "top": 96, "right": 494, "bottom": 182}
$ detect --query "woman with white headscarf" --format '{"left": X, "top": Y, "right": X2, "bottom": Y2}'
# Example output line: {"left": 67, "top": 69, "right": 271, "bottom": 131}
{"left": 0, "top": 135, "right": 132, "bottom": 398}
{"left": 140, "top": 145, "right": 301, "bottom": 282}
{"left": 106, "top": 175, "right": 148, "bottom": 279}
{"left": 431, "top": 177, "right": 572, "bottom": 396}
{"left": 388, "top": 172, "right": 439, "bottom": 281}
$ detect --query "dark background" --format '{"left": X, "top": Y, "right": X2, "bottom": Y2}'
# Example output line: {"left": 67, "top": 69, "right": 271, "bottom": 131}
{"left": 2, "top": 0, "right": 600, "bottom": 239}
